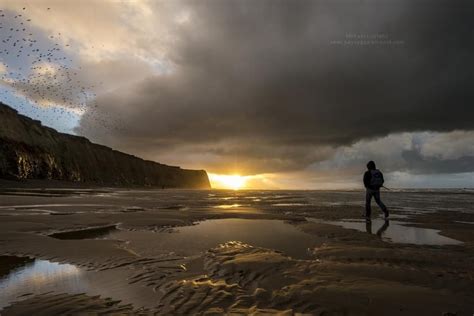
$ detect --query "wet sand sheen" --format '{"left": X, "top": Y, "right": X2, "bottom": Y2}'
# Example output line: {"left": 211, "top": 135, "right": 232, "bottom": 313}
{"left": 0, "top": 219, "right": 320, "bottom": 310}
{"left": 0, "top": 189, "right": 473, "bottom": 315}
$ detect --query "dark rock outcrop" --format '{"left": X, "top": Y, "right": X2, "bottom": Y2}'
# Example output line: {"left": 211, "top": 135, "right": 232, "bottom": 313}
{"left": 0, "top": 102, "right": 211, "bottom": 188}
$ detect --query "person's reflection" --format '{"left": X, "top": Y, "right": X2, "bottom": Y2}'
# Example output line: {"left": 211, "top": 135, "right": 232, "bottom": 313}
{"left": 365, "top": 220, "right": 390, "bottom": 237}
{"left": 365, "top": 221, "right": 373, "bottom": 234}
{"left": 376, "top": 220, "right": 389, "bottom": 237}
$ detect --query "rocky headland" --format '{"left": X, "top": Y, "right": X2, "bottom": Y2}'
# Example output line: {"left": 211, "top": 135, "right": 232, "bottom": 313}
{"left": 0, "top": 102, "right": 210, "bottom": 188}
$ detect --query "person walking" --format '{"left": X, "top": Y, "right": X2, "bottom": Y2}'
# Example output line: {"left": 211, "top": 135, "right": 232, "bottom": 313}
{"left": 363, "top": 161, "right": 389, "bottom": 222}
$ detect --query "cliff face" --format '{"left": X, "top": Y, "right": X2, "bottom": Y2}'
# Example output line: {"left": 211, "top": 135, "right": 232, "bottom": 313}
{"left": 0, "top": 103, "right": 211, "bottom": 188}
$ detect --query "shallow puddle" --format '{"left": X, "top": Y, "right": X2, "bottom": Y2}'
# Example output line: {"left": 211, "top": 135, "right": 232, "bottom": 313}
{"left": 0, "top": 257, "right": 85, "bottom": 310}
{"left": 0, "top": 257, "right": 158, "bottom": 310}
{"left": 323, "top": 219, "right": 462, "bottom": 245}
{"left": 107, "top": 219, "right": 321, "bottom": 259}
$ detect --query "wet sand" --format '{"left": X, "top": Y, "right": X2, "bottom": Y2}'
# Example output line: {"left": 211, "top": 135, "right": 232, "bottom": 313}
{"left": 0, "top": 188, "right": 473, "bottom": 315}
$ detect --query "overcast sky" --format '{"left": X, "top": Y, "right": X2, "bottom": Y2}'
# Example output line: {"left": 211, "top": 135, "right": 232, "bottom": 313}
{"left": 1, "top": 0, "right": 474, "bottom": 189}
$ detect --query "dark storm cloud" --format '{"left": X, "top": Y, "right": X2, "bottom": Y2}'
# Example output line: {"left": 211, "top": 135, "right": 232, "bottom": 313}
{"left": 78, "top": 0, "right": 474, "bottom": 174}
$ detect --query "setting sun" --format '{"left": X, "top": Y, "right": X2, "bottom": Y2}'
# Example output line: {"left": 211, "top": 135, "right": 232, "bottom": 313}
{"left": 209, "top": 174, "right": 247, "bottom": 190}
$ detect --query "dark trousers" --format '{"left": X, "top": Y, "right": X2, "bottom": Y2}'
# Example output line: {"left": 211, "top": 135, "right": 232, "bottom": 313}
{"left": 365, "top": 189, "right": 388, "bottom": 217}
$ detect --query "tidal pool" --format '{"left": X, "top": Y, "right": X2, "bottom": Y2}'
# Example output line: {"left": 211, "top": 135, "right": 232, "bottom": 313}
{"left": 106, "top": 218, "right": 321, "bottom": 259}
{"left": 323, "top": 218, "right": 462, "bottom": 245}
{"left": 0, "top": 256, "right": 158, "bottom": 311}
{"left": 0, "top": 257, "right": 85, "bottom": 310}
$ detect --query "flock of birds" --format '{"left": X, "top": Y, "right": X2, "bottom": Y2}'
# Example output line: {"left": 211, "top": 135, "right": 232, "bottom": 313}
{"left": 0, "top": 7, "right": 124, "bottom": 133}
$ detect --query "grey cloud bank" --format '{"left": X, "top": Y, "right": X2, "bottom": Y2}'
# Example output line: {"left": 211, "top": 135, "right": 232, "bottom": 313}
{"left": 76, "top": 0, "right": 474, "bottom": 183}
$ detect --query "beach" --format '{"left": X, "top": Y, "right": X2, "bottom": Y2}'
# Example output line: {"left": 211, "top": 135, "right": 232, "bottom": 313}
{"left": 0, "top": 188, "right": 473, "bottom": 315}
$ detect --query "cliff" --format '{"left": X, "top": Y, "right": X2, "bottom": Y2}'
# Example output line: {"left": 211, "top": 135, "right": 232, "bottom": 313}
{"left": 0, "top": 102, "right": 211, "bottom": 189}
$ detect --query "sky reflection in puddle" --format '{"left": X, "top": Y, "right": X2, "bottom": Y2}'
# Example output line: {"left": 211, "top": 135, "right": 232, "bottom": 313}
{"left": 0, "top": 258, "right": 85, "bottom": 310}
{"left": 324, "top": 219, "right": 462, "bottom": 245}
{"left": 0, "top": 256, "right": 159, "bottom": 311}
{"left": 107, "top": 219, "right": 320, "bottom": 259}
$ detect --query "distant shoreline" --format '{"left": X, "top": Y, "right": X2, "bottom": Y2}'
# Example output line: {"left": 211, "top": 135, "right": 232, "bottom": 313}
{"left": 0, "top": 179, "right": 473, "bottom": 193}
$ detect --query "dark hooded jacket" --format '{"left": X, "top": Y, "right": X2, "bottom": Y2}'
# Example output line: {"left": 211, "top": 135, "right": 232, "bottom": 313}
{"left": 363, "top": 161, "right": 382, "bottom": 190}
